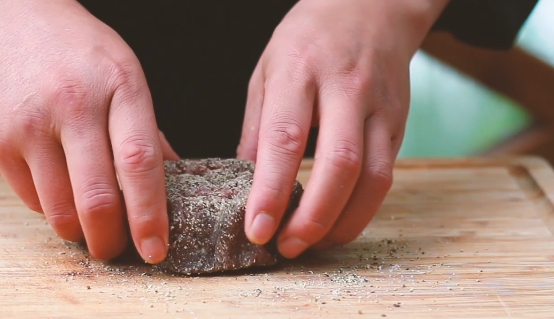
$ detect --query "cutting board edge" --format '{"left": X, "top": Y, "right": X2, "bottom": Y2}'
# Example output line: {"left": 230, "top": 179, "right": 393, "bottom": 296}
{"left": 300, "top": 155, "right": 552, "bottom": 170}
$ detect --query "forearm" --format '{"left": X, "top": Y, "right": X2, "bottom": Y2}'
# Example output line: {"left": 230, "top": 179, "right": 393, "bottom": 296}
{"left": 371, "top": 0, "right": 450, "bottom": 58}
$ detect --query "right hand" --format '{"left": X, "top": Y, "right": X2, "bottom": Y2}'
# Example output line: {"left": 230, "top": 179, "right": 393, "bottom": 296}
{"left": 0, "top": 0, "right": 179, "bottom": 263}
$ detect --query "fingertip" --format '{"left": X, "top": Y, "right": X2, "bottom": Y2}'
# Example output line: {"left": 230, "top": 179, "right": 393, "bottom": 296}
{"left": 139, "top": 235, "right": 167, "bottom": 264}
{"left": 57, "top": 228, "right": 85, "bottom": 243}
{"left": 28, "top": 203, "right": 44, "bottom": 214}
{"left": 245, "top": 211, "right": 275, "bottom": 245}
{"left": 278, "top": 236, "right": 309, "bottom": 259}
{"left": 236, "top": 144, "right": 257, "bottom": 162}
{"left": 88, "top": 235, "right": 128, "bottom": 260}
{"left": 236, "top": 127, "right": 259, "bottom": 162}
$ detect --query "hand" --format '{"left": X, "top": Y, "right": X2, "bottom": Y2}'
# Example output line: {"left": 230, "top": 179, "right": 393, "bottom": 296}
{"left": 0, "top": 0, "right": 179, "bottom": 263}
{"left": 238, "top": 0, "right": 448, "bottom": 258}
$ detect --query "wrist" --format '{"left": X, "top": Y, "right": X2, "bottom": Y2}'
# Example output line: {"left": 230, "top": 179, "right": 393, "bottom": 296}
{"left": 390, "top": 0, "right": 450, "bottom": 57}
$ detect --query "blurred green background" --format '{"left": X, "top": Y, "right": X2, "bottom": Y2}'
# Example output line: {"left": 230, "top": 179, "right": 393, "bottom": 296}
{"left": 398, "top": 0, "right": 554, "bottom": 158}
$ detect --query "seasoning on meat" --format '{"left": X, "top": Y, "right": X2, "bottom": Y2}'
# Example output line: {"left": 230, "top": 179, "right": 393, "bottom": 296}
{"left": 157, "top": 158, "right": 303, "bottom": 275}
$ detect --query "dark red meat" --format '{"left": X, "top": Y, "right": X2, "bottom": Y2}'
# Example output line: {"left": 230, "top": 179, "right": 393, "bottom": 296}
{"left": 157, "top": 158, "right": 303, "bottom": 275}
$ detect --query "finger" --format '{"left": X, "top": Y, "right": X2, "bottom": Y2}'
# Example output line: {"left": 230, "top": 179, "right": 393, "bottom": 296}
{"left": 391, "top": 122, "right": 406, "bottom": 158}
{"left": 158, "top": 130, "right": 180, "bottom": 160}
{"left": 26, "top": 141, "right": 84, "bottom": 242}
{"left": 314, "top": 115, "right": 394, "bottom": 249}
{"left": 109, "top": 76, "right": 168, "bottom": 264}
{"left": 244, "top": 70, "right": 315, "bottom": 245}
{"left": 237, "top": 62, "right": 264, "bottom": 161}
{"left": 0, "top": 154, "right": 42, "bottom": 213}
{"left": 61, "top": 120, "right": 128, "bottom": 260}
{"left": 276, "top": 94, "right": 364, "bottom": 258}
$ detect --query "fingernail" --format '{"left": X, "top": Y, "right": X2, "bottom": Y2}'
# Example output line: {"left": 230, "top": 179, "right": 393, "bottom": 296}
{"left": 248, "top": 212, "right": 275, "bottom": 245}
{"left": 278, "top": 236, "right": 309, "bottom": 259}
{"left": 140, "top": 236, "right": 166, "bottom": 264}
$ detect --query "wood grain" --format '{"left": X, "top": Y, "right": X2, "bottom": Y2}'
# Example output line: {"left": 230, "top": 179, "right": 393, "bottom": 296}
{"left": 1, "top": 157, "right": 553, "bottom": 318}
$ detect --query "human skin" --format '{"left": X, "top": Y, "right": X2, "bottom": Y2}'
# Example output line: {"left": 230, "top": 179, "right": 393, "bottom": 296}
{"left": 0, "top": 0, "right": 448, "bottom": 263}
{"left": 238, "top": 0, "right": 449, "bottom": 258}
{"left": 0, "top": 0, "right": 179, "bottom": 263}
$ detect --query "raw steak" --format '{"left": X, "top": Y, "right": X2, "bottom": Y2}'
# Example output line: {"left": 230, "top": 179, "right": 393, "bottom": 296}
{"left": 157, "top": 158, "right": 303, "bottom": 275}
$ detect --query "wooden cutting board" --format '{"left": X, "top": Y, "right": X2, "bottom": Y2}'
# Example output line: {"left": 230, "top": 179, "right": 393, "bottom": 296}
{"left": 1, "top": 157, "right": 553, "bottom": 318}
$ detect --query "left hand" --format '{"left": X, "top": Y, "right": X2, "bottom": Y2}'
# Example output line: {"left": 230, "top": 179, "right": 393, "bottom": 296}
{"left": 237, "top": 0, "right": 448, "bottom": 258}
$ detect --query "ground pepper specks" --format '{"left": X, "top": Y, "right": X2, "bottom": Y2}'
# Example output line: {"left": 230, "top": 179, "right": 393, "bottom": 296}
{"left": 157, "top": 158, "right": 303, "bottom": 275}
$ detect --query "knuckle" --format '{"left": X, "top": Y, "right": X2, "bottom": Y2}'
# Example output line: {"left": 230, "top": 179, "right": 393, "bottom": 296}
{"left": 51, "top": 78, "right": 87, "bottom": 109}
{"left": 321, "top": 62, "right": 373, "bottom": 105}
{"left": 78, "top": 182, "right": 119, "bottom": 216}
{"left": 49, "top": 78, "right": 98, "bottom": 129}
{"left": 111, "top": 61, "right": 138, "bottom": 85}
{"left": 296, "top": 217, "right": 330, "bottom": 244}
{"left": 259, "top": 182, "right": 290, "bottom": 206}
{"left": 266, "top": 39, "right": 316, "bottom": 85}
{"left": 339, "top": 71, "right": 372, "bottom": 101}
{"left": 107, "top": 59, "right": 143, "bottom": 98}
{"left": 46, "top": 202, "right": 78, "bottom": 230}
{"left": 284, "top": 49, "right": 316, "bottom": 86}
{"left": 288, "top": 53, "right": 315, "bottom": 78}
{"left": 118, "top": 134, "right": 160, "bottom": 175}
{"left": 264, "top": 118, "right": 305, "bottom": 158}
{"left": 17, "top": 107, "right": 50, "bottom": 139}
{"left": 327, "top": 139, "right": 361, "bottom": 176}
{"left": 364, "top": 161, "right": 393, "bottom": 190}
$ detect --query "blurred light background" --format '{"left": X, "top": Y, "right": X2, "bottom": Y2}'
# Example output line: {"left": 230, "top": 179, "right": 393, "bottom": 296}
{"left": 399, "top": 0, "right": 554, "bottom": 158}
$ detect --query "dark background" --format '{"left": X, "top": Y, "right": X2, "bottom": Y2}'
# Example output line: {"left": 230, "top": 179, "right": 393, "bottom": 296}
{"left": 76, "top": 0, "right": 319, "bottom": 159}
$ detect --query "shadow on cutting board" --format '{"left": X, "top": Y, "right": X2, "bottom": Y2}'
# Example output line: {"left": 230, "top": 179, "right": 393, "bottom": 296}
{"left": 66, "top": 233, "right": 445, "bottom": 280}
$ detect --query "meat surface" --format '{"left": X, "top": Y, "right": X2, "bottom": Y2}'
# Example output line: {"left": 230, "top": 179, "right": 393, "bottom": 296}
{"left": 157, "top": 158, "right": 303, "bottom": 275}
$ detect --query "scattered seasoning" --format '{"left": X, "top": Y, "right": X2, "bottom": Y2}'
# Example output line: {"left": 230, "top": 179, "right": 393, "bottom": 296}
{"left": 252, "top": 289, "right": 262, "bottom": 297}
{"left": 331, "top": 273, "right": 368, "bottom": 285}
{"left": 56, "top": 221, "right": 492, "bottom": 316}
